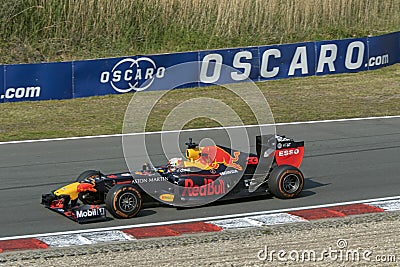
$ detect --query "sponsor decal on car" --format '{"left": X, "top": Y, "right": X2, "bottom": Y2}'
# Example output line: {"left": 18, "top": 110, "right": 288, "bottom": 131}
{"left": 247, "top": 156, "right": 259, "bottom": 165}
{"left": 277, "top": 148, "right": 300, "bottom": 157}
{"left": 75, "top": 207, "right": 106, "bottom": 219}
{"left": 159, "top": 193, "right": 174, "bottom": 202}
{"left": 219, "top": 169, "right": 239, "bottom": 176}
{"left": 277, "top": 142, "right": 293, "bottom": 149}
{"left": 181, "top": 178, "right": 226, "bottom": 197}
{"left": 133, "top": 176, "right": 169, "bottom": 183}
{"left": 200, "top": 146, "right": 243, "bottom": 171}
{"left": 179, "top": 168, "right": 192, "bottom": 172}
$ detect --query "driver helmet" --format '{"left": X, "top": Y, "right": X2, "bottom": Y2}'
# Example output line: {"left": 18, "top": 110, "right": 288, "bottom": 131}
{"left": 168, "top": 157, "right": 183, "bottom": 171}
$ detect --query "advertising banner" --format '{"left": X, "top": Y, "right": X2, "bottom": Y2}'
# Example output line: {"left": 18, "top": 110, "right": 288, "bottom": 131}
{"left": 315, "top": 37, "right": 368, "bottom": 75}
{"left": 0, "top": 31, "right": 399, "bottom": 103}
{"left": 367, "top": 32, "right": 400, "bottom": 70}
{"left": 3, "top": 62, "right": 72, "bottom": 102}
{"left": 0, "top": 65, "right": 4, "bottom": 103}
{"left": 198, "top": 47, "right": 259, "bottom": 86}
{"left": 73, "top": 57, "right": 123, "bottom": 98}
{"left": 258, "top": 42, "right": 315, "bottom": 81}
{"left": 73, "top": 51, "right": 198, "bottom": 98}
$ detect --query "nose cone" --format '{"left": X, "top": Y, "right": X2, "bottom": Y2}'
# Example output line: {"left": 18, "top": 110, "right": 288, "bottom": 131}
{"left": 54, "top": 182, "right": 79, "bottom": 195}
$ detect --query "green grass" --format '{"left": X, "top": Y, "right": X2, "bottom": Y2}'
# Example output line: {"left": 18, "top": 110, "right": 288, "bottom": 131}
{"left": 0, "top": 1, "right": 399, "bottom": 142}
{"left": 0, "top": 64, "right": 398, "bottom": 142}
{"left": 0, "top": 0, "right": 399, "bottom": 63}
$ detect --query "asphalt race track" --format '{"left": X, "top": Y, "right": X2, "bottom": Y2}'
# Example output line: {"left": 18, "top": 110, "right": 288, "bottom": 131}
{"left": 0, "top": 117, "right": 399, "bottom": 238}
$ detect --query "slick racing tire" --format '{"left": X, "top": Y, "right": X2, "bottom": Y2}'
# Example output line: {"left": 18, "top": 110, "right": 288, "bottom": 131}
{"left": 76, "top": 170, "right": 104, "bottom": 205}
{"left": 105, "top": 185, "right": 142, "bottom": 219}
{"left": 268, "top": 165, "right": 304, "bottom": 199}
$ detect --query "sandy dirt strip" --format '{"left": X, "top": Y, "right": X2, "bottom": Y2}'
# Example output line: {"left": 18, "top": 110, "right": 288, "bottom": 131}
{"left": 1, "top": 212, "right": 399, "bottom": 266}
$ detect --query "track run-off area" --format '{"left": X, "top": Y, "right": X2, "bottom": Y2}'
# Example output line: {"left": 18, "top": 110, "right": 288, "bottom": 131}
{"left": 0, "top": 116, "right": 399, "bottom": 240}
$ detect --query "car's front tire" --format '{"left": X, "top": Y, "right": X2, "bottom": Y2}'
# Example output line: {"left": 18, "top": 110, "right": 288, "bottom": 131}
{"left": 268, "top": 165, "right": 304, "bottom": 199}
{"left": 105, "top": 185, "right": 142, "bottom": 219}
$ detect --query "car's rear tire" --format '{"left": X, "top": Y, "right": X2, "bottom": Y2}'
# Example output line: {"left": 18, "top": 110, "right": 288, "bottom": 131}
{"left": 105, "top": 185, "right": 142, "bottom": 219}
{"left": 76, "top": 170, "right": 104, "bottom": 205}
{"left": 268, "top": 165, "right": 304, "bottom": 199}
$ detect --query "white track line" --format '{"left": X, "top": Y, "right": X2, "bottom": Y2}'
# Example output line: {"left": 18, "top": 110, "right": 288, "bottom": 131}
{"left": 0, "top": 115, "right": 398, "bottom": 241}
{"left": 1, "top": 115, "right": 399, "bottom": 145}
{"left": 0, "top": 195, "right": 398, "bottom": 242}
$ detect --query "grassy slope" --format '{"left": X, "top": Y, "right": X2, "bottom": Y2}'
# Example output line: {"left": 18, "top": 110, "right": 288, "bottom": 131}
{"left": 0, "top": 0, "right": 399, "bottom": 63}
{"left": 0, "top": 1, "right": 399, "bottom": 141}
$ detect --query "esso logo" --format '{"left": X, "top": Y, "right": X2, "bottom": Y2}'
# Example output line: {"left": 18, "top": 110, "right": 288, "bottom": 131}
{"left": 278, "top": 148, "right": 299, "bottom": 157}
{"left": 100, "top": 57, "right": 166, "bottom": 93}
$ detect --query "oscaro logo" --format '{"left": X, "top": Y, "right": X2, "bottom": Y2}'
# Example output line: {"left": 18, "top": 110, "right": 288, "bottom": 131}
{"left": 100, "top": 57, "right": 166, "bottom": 92}
{"left": 199, "top": 41, "right": 391, "bottom": 83}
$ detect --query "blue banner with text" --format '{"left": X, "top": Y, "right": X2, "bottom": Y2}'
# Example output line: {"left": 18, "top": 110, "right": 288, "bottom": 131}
{"left": 0, "top": 32, "right": 399, "bottom": 102}
{"left": 2, "top": 62, "right": 72, "bottom": 102}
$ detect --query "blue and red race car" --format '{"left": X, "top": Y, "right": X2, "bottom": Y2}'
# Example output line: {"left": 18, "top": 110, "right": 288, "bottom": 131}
{"left": 41, "top": 135, "right": 305, "bottom": 223}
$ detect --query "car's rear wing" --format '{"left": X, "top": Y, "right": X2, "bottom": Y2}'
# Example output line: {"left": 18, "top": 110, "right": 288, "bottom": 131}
{"left": 256, "top": 135, "right": 304, "bottom": 168}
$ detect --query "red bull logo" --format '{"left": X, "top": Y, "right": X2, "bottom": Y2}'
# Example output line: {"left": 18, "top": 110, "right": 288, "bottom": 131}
{"left": 200, "top": 146, "right": 242, "bottom": 171}
{"left": 182, "top": 178, "right": 225, "bottom": 197}
{"left": 77, "top": 183, "right": 97, "bottom": 192}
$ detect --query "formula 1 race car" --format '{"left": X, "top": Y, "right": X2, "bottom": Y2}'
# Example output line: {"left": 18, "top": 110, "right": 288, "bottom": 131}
{"left": 41, "top": 135, "right": 305, "bottom": 223}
